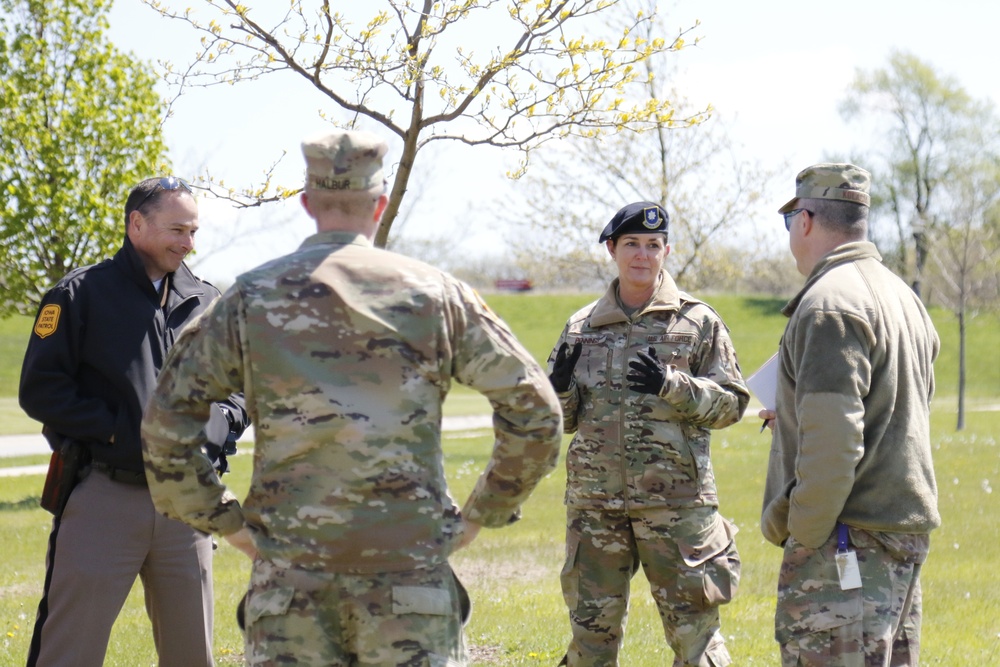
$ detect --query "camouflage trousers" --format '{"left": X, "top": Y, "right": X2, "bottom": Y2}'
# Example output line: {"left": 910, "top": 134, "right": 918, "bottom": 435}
{"left": 244, "top": 559, "right": 467, "bottom": 667}
{"left": 775, "top": 527, "right": 929, "bottom": 667}
{"left": 560, "top": 506, "right": 740, "bottom": 667}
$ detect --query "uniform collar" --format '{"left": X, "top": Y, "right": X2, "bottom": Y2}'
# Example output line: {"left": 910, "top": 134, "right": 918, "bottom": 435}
{"left": 782, "top": 241, "right": 882, "bottom": 317}
{"left": 589, "top": 270, "right": 682, "bottom": 327}
{"left": 299, "top": 230, "right": 373, "bottom": 250}
{"left": 115, "top": 236, "right": 205, "bottom": 300}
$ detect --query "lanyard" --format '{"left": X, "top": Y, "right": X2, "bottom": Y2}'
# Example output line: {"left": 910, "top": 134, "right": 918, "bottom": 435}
{"left": 837, "top": 522, "right": 849, "bottom": 552}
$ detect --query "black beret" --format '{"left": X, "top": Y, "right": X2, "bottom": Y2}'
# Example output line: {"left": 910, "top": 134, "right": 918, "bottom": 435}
{"left": 598, "top": 202, "right": 669, "bottom": 243}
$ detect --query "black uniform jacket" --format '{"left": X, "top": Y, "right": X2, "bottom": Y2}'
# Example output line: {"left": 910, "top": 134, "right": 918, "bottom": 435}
{"left": 19, "top": 237, "right": 248, "bottom": 474}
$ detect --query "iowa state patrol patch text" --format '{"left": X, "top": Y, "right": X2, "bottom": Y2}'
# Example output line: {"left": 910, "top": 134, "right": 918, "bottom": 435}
{"left": 33, "top": 304, "right": 61, "bottom": 338}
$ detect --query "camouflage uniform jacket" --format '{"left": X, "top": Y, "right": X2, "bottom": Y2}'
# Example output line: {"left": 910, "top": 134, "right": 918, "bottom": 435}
{"left": 142, "top": 231, "right": 563, "bottom": 573}
{"left": 548, "top": 270, "right": 748, "bottom": 511}
{"left": 761, "top": 242, "right": 940, "bottom": 549}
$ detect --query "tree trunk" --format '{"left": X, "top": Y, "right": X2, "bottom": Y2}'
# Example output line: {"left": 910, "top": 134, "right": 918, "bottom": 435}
{"left": 912, "top": 228, "right": 928, "bottom": 299}
{"left": 956, "top": 307, "right": 966, "bottom": 431}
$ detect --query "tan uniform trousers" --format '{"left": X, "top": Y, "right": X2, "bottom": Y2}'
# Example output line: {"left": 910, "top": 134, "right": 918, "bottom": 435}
{"left": 26, "top": 469, "right": 215, "bottom": 667}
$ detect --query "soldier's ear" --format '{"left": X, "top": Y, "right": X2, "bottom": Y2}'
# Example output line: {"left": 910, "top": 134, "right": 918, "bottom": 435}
{"left": 373, "top": 193, "right": 389, "bottom": 222}
{"left": 800, "top": 208, "right": 816, "bottom": 237}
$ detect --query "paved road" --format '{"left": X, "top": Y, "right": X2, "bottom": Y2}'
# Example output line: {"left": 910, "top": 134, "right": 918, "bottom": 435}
{"left": 0, "top": 415, "right": 495, "bottom": 477}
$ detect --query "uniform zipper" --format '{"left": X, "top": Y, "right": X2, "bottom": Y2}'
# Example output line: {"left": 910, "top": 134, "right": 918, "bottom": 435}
{"left": 619, "top": 320, "right": 633, "bottom": 512}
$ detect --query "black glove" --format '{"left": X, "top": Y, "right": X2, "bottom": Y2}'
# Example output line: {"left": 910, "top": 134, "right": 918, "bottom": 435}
{"left": 205, "top": 404, "right": 243, "bottom": 474}
{"left": 627, "top": 347, "right": 671, "bottom": 395}
{"left": 219, "top": 405, "right": 242, "bottom": 456}
{"left": 549, "top": 341, "right": 582, "bottom": 392}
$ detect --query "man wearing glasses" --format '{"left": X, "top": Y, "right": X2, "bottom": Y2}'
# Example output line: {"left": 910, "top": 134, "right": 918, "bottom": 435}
{"left": 759, "top": 163, "right": 940, "bottom": 666}
{"left": 20, "top": 177, "right": 249, "bottom": 667}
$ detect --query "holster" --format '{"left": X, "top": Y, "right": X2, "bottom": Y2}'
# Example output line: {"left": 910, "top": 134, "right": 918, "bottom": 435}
{"left": 39, "top": 427, "right": 91, "bottom": 516}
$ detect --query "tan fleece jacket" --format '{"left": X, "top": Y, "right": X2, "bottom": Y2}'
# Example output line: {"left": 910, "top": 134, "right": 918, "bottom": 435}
{"left": 761, "top": 242, "right": 941, "bottom": 548}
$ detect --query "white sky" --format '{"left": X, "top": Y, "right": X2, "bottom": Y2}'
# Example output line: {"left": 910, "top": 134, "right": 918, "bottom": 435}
{"left": 107, "top": 0, "right": 1000, "bottom": 285}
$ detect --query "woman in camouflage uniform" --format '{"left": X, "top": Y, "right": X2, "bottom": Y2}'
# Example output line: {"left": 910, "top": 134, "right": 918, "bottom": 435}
{"left": 547, "top": 202, "right": 750, "bottom": 667}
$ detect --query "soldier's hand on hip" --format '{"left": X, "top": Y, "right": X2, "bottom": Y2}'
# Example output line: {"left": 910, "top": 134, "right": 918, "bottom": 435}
{"left": 455, "top": 519, "right": 483, "bottom": 552}
{"left": 224, "top": 527, "right": 258, "bottom": 560}
{"left": 549, "top": 341, "right": 582, "bottom": 392}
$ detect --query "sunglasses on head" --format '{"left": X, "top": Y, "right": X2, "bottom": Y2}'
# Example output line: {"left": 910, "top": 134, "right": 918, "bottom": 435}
{"left": 135, "top": 176, "right": 192, "bottom": 211}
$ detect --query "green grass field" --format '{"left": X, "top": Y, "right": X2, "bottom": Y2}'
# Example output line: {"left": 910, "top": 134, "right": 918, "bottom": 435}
{"left": 1, "top": 293, "right": 998, "bottom": 665}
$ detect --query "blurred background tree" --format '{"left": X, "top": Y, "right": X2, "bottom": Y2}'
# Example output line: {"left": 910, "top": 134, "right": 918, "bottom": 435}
{"left": 841, "top": 50, "right": 999, "bottom": 300}
{"left": 502, "top": 1, "right": 785, "bottom": 293}
{"left": 143, "top": 0, "right": 705, "bottom": 247}
{"left": 0, "top": 0, "right": 170, "bottom": 317}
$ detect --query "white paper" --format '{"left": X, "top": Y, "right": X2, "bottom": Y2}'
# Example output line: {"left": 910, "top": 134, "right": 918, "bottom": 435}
{"left": 746, "top": 352, "right": 779, "bottom": 410}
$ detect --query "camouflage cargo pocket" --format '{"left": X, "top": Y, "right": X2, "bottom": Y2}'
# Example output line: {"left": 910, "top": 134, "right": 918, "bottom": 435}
{"left": 775, "top": 536, "right": 864, "bottom": 644}
{"left": 560, "top": 528, "right": 581, "bottom": 610}
{"left": 246, "top": 586, "right": 295, "bottom": 626}
{"left": 679, "top": 516, "right": 741, "bottom": 608}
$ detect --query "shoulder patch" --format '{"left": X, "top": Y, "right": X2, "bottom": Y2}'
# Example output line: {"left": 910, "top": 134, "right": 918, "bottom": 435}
{"left": 34, "top": 304, "right": 61, "bottom": 339}
{"left": 474, "top": 290, "right": 490, "bottom": 311}
{"left": 472, "top": 289, "right": 497, "bottom": 317}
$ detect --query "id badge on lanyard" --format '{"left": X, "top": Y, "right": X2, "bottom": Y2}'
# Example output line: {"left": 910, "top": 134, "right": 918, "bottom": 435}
{"left": 834, "top": 522, "right": 863, "bottom": 590}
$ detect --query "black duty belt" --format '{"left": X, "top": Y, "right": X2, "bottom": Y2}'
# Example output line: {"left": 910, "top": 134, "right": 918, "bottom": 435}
{"left": 90, "top": 461, "right": 148, "bottom": 487}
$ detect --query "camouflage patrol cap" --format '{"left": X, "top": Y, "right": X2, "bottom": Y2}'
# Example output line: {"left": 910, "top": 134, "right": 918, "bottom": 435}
{"left": 301, "top": 129, "right": 387, "bottom": 192}
{"left": 777, "top": 163, "right": 871, "bottom": 214}
{"left": 598, "top": 201, "right": 669, "bottom": 243}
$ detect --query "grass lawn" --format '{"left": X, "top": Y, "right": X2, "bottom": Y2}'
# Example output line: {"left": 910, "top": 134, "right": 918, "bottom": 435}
{"left": 1, "top": 294, "right": 997, "bottom": 664}
{"left": 1, "top": 408, "right": 997, "bottom": 665}
{"left": 2, "top": 293, "right": 998, "bottom": 433}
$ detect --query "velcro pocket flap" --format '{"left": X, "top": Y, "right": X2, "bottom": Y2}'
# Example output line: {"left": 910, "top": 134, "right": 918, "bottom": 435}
{"left": 392, "top": 586, "right": 451, "bottom": 616}
{"left": 678, "top": 515, "right": 738, "bottom": 568}
{"left": 246, "top": 587, "right": 295, "bottom": 625}
{"left": 776, "top": 589, "right": 863, "bottom": 643}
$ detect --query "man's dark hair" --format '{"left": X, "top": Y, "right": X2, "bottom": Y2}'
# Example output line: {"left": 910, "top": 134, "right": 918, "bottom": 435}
{"left": 123, "top": 177, "right": 191, "bottom": 230}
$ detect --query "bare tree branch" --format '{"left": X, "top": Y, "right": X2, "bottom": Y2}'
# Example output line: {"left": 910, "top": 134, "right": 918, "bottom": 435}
{"left": 141, "top": 0, "right": 704, "bottom": 246}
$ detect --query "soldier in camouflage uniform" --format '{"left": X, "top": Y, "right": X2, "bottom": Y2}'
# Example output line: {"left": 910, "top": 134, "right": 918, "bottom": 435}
{"left": 546, "top": 202, "right": 749, "bottom": 667}
{"left": 141, "top": 129, "right": 563, "bottom": 667}
{"left": 760, "top": 164, "right": 940, "bottom": 666}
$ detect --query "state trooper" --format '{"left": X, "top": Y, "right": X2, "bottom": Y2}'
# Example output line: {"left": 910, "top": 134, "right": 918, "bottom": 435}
{"left": 547, "top": 202, "right": 749, "bottom": 666}
{"left": 20, "top": 176, "right": 248, "bottom": 667}
{"left": 141, "top": 129, "right": 564, "bottom": 666}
